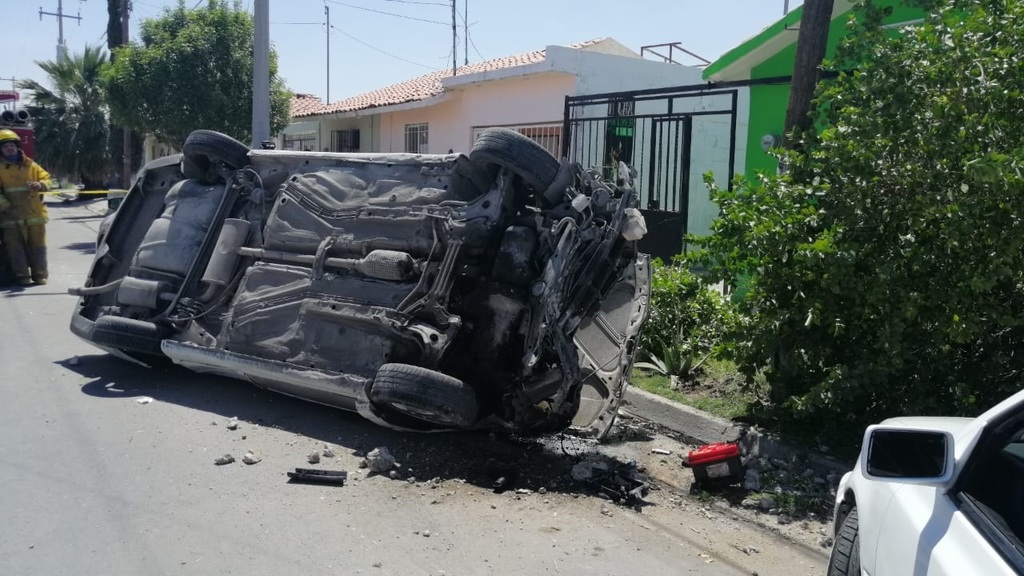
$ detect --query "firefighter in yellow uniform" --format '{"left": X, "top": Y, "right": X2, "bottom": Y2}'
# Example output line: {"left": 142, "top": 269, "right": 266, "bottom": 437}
{"left": 0, "top": 129, "right": 53, "bottom": 286}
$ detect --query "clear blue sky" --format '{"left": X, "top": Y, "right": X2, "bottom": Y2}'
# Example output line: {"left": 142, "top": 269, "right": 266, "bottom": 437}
{"left": 3, "top": 0, "right": 802, "bottom": 104}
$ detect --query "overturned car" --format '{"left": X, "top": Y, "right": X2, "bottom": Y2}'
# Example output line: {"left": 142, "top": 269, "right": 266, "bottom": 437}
{"left": 70, "top": 128, "right": 650, "bottom": 438}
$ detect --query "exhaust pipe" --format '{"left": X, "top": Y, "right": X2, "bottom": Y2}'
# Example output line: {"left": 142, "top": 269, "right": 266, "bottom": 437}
{"left": 0, "top": 110, "right": 14, "bottom": 123}
{"left": 15, "top": 110, "right": 30, "bottom": 122}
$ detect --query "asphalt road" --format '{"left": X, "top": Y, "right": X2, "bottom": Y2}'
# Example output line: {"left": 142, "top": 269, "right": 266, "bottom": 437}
{"left": 0, "top": 198, "right": 827, "bottom": 576}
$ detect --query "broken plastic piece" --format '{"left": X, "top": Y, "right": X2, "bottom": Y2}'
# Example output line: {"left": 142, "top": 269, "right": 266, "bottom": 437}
{"left": 287, "top": 468, "right": 348, "bottom": 485}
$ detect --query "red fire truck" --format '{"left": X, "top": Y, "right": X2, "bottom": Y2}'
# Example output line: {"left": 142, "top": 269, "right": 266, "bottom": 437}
{"left": 0, "top": 89, "right": 34, "bottom": 158}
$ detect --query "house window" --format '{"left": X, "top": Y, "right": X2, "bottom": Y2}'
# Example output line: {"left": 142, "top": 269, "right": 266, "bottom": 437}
{"left": 332, "top": 129, "right": 360, "bottom": 152}
{"left": 473, "top": 124, "right": 561, "bottom": 158}
{"left": 405, "top": 123, "right": 429, "bottom": 154}
{"left": 283, "top": 132, "right": 317, "bottom": 151}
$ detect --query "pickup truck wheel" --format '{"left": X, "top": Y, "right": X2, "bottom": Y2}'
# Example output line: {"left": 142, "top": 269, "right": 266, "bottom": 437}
{"left": 370, "top": 363, "right": 479, "bottom": 428}
{"left": 470, "top": 127, "right": 559, "bottom": 192}
{"left": 182, "top": 130, "right": 250, "bottom": 184}
{"left": 827, "top": 507, "right": 861, "bottom": 576}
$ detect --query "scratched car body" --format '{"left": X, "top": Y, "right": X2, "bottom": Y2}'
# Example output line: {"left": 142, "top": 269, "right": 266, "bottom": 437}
{"left": 70, "top": 128, "right": 651, "bottom": 437}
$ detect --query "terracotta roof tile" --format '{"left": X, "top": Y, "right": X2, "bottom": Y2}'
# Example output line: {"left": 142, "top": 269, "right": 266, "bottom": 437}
{"left": 296, "top": 39, "right": 605, "bottom": 118}
{"left": 290, "top": 93, "right": 324, "bottom": 117}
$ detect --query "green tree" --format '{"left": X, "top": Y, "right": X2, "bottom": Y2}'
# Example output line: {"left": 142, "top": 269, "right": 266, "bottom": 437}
{"left": 101, "top": 0, "right": 291, "bottom": 146}
{"left": 19, "top": 46, "right": 111, "bottom": 188}
{"left": 697, "top": 0, "right": 1024, "bottom": 440}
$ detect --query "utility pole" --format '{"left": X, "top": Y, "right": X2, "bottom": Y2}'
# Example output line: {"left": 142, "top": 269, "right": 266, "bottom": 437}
{"left": 251, "top": 0, "right": 271, "bottom": 148}
{"left": 783, "top": 0, "right": 834, "bottom": 146}
{"left": 463, "top": 0, "right": 468, "bottom": 66}
{"left": 121, "top": 0, "right": 131, "bottom": 189}
{"left": 39, "top": 0, "right": 84, "bottom": 62}
{"left": 451, "top": 0, "right": 457, "bottom": 75}
{"left": 325, "top": 3, "right": 330, "bottom": 103}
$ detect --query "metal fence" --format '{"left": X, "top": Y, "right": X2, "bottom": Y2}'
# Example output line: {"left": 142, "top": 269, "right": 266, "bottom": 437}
{"left": 562, "top": 85, "right": 739, "bottom": 262}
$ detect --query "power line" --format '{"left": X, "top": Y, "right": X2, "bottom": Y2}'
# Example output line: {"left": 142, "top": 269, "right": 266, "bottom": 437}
{"left": 331, "top": 24, "right": 436, "bottom": 69}
{"left": 379, "top": 0, "right": 449, "bottom": 5}
{"left": 325, "top": 0, "right": 449, "bottom": 26}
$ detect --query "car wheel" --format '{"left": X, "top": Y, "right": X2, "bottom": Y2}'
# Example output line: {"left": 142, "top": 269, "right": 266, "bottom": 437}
{"left": 470, "top": 127, "right": 560, "bottom": 192}
{"left": 181, "top": 130, "right": 250, "bottom": 184}
{"left": 827, "top": 507, "right": 861, "bottom": 576}
{"left": 91, "top": 315, "right": 172, "bottom": 357}
{"left": 370, "top": 363, "right": 479, "bottom": 428}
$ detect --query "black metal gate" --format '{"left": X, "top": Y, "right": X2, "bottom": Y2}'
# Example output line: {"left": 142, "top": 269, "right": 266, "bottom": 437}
{"left": 562, "top": 85, "right": 739, "bottom": 263}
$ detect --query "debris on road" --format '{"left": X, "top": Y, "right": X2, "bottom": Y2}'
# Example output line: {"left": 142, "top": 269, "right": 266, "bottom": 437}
{"left": 287, "top": 467, "right": 347, "bottom": 485}
{"left": 214, "top": 454, "right": 235, "bottom": 465}
{"left": 572, "top": 458, "right": 650, "bottom": 506}
{"left": 226, "top": 417, "right": 240, "bottom": 431}
{"left": 136, "top": 397, "right": 154, "bottom": 404}
{"left": 242, "top": 450, "right": 262, "bottom": 465}
{"left": 485, "top": 458, "right": 518, "bottom": 493}
{"left": 683, "top": 442, "right": 743, "bottom": 485}
{"left": 365, "top": 447, "right": 396, "bottom": 474}
{"left": 322, "top": 445, "right": 336, "bottom": 458}
{"left": 307, "top": 451, "right": 321, "bottom": 464}
{"left": 651, "top": 448, "right": 672, "bottom": 455}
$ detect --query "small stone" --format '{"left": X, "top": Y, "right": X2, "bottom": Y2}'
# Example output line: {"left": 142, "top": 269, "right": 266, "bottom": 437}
{"left": 359, "top": 459, "right": 368, "bottom": 469}
{"left": 743, "top": 546, "right": 760, "bottom": 555}
{"left": 422, "top": 530, "right": 431, "bottom": 537}
{"left": 600, "top": 505, "right": 612, "bottom": 517}
{"left": 768, "top": 508, "right": 781, "bottom": 516}
{"left": 307, "top": 451, "right": 321, "bottom": 464}
{"left": 819, "top": 536, "right": 835, "bottom": 548}
{"left": 136, "top": 397, "right": 154, "bottom": 404}
{"left": 777, "top": 514, "right": 792, "bottom": 525}
{"left": 226, "top": 420, "right": 239, "bottom": 431}
{"left": 515, "top": 488, "right": 532, "bottom": 495}
{"left": 322, "top": 446, "right": 336, "bottom": 458}
{"left": 214, "top": 454, "right": 235, "bottom": 466}
{"left": 389, "top": 470, "right": 399, "bottom": 479}
{"left": 365, "top": 447, "right": 396, "bottom": 474}
{"left": 242, "top": 450, "right": 262, "bottom": 465}
{"left": 407, "top": 476, "right": 417, "bottom": 484}
{"left": 538, "top": 487, "right": 547, "bottom": 494}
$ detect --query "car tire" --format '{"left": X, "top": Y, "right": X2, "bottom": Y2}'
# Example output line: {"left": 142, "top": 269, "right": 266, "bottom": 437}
{"left": 92, "top": 315, "right": 172, "bottom": 357}
{"left": 181, "top": 130, "right": 250, "bottom": 184}
{"left": 370, "top": 363, "right": 479, "bottom": 428}
{"left": 827, "top": 507, "right": 861, "bottom": 576}
{"left": 470, "top": 127, "right": 560, "bottom": 192}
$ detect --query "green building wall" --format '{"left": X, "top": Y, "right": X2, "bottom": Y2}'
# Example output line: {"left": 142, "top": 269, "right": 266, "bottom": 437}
{"left": 743, "top": 4, "right": 925, "bottom": 179}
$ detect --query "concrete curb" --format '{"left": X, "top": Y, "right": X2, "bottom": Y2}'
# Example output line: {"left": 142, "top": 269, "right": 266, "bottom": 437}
{"left": 622, "top": 386, "right": 849, "bottom": 476}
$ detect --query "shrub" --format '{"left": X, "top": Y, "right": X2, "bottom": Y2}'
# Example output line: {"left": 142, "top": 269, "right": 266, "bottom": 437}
{"left": 696, "top": 0, "right": 1024, "bottom": 440}
{"left": 636, "top": 259, "right": 738, "bottom": 380}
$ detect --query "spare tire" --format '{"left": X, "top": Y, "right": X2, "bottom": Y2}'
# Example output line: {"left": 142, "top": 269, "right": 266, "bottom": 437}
{"left": 92, "top": 315, "right": 173, "bottom": 356}
{"left": 470, "top": 127, "right": 560, "bottom": 192}
{"left": 370, "top": 363, "right": 479, "bottom": 428}
{"left": 182, "top": 130, "right": 250, "bottom": 184}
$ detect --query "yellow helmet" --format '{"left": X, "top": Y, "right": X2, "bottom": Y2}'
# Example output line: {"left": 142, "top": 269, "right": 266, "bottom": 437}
{"left": 0, "top": 128, "right": 19, "bottom": 147}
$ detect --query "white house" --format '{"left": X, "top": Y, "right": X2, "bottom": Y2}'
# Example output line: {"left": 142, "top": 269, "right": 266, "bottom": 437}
{"left": 279, "top": 38, "right": 706, "bottom": 159}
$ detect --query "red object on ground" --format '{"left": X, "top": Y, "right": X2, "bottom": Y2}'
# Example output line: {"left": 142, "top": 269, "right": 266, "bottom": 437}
{"left": 684, "top": 442, "right": 743, "bottom": 484}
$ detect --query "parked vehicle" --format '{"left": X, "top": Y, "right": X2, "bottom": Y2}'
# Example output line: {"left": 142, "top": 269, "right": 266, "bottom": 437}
{"left": 70, "top": 128, "right": 651, "bottom": 438}
{"left": 828, "top": 389, "right": 1024, "bottom": 575}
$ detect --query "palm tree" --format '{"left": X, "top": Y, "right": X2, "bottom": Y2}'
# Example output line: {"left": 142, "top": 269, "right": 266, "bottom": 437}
{"left": 19, "top": 46, "right": 110, "bottom": 189}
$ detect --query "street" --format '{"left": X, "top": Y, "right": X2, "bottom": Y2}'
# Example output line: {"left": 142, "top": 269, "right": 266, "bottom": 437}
{"left": 0, "top": 198, "right": 827, "bottom": 576}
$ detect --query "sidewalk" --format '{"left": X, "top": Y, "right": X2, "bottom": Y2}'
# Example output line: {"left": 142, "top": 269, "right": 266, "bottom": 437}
{"left": 622, "top": 386, "right": 849, "bottom": 475}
